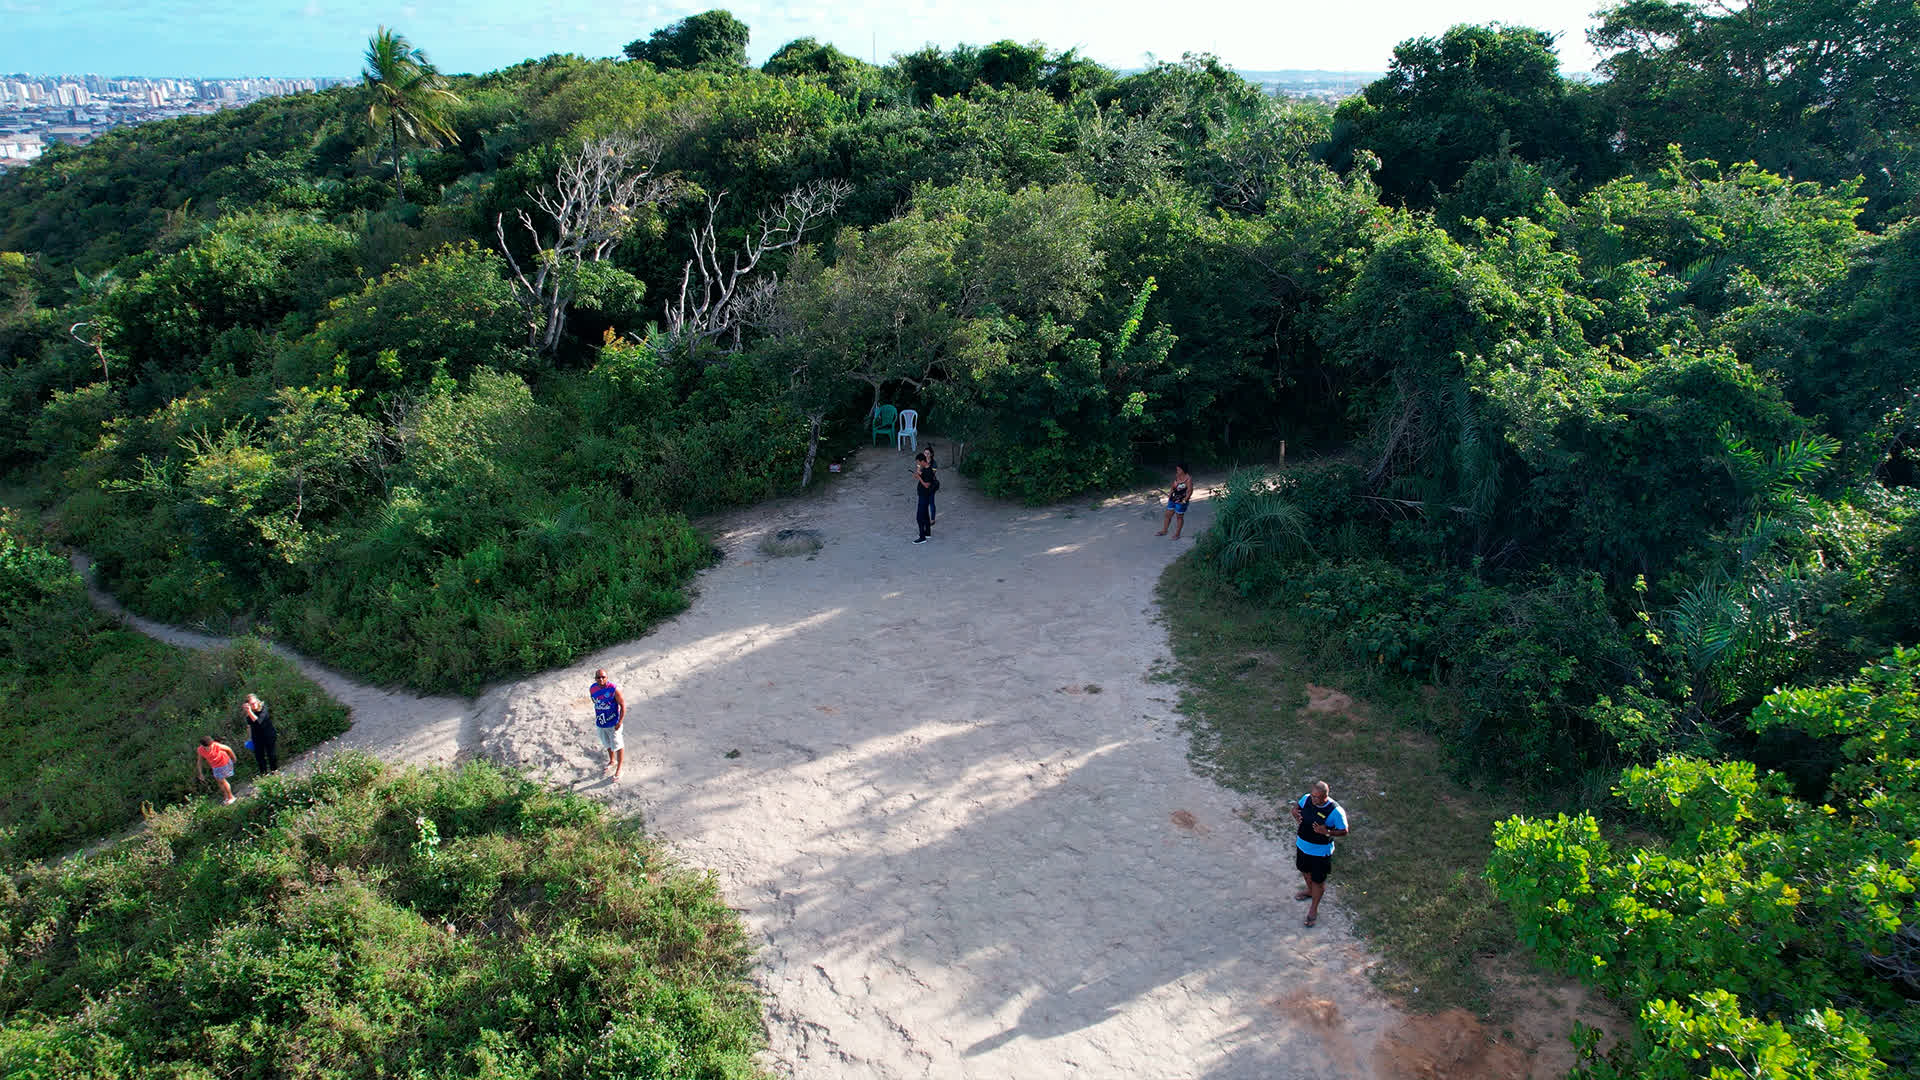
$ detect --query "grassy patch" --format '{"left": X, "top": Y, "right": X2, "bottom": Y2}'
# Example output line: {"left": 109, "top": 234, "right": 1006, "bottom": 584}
{"left": 0, "top": 633, "right": 350, "bottom": 862}
{"left": 0, "top": 753, "right": 769, "bottom": 1078}
{"left": 1157, "top": 553, "right": 1524, "bottom": 1014}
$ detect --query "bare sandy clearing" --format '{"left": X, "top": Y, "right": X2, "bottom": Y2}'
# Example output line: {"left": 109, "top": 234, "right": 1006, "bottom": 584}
{"left": 75, "top": 453, "right": 1583, "bottom": 1078}
{"left": 471, "top": 454, "right": 1412, "bottom": 1079}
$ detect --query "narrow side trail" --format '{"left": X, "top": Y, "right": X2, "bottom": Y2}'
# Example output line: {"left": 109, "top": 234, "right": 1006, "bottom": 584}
{"left": 72, "top": 553, "right": 479, "bottom": 768}
{"left": 79, "top": 454, "right": 1416, "bottom": 1079}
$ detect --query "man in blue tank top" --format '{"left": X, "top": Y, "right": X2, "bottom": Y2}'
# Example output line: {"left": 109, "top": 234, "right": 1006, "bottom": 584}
{"left": 1291, "top": 780, "right": 1349, "bottom": 928}
{"left": 590, "top": 669, "right": 626, "bottom": 779}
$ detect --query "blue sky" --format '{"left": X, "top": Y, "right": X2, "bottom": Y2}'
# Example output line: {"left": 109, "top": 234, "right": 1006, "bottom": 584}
{"left": 2, "top": 0, "right": 1612, "bottom": 79}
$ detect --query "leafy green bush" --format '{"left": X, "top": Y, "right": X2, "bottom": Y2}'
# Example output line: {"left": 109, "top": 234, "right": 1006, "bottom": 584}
{"left": 106, "top": 213, "right": 359, "bottom": 379}
{"left": 1488, "top": 649, "right": 1920, "bottom": 1075}
{"left": 277, "top": 502, "right": 710, "bottom": 693}
{"left": 1199, "top": 477, "right": 1652, "bottom": 778}
{"left": 282, "top": 241, "right": 530, "bottom": 393}
{"left": 0, "top": 513, "right": 101, "bottom": 685}
{"left": 0, "top": 754, "right": 769, "bottom": 1079}
{"left": 52, "top": 364, "right": 722, "bottom": 695}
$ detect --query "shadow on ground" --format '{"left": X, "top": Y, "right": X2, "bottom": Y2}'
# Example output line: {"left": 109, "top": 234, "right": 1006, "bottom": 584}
{"left": 479, "top": 453, "right": 1406, "bottom": 1079}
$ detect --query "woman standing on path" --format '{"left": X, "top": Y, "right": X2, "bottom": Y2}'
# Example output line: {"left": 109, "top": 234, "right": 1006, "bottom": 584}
{"left": 923, "top": 445, "right": 938, "bottom": 528}
{"left": 1156, "top": 464, "right": 1192, "bottom": 539}
{"left": 242, "top": 693, "right": 278, "bottom": 772}
{"left": 913, "top": 449, "right": 938, "bottom": 544}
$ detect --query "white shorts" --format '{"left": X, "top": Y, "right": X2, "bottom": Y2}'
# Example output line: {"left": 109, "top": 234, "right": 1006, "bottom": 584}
{"left": 595, "top": 725, "right": 624, "bottom": 751}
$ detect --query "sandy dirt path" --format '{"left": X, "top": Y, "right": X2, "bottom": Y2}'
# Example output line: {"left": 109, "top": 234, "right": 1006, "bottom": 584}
{"left": 78, "top": 454, "right": 1426, "bottom": 1079}
{"left": 474, "top": 453, "right": 1405, "bottom": 1080}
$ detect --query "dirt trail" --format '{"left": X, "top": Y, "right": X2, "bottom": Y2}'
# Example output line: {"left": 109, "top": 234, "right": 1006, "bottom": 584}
{"left": 78, "top": 453, "right": 1530, "bottom": 1078}
{"left": 72, "top": 553, "right": 479, "bottom": 768}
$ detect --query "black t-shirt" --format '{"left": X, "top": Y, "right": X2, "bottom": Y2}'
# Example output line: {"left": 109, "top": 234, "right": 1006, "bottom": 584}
{"left": 919, "top": 465, "right": 939, "bottom": 494}
{"left": 248, "top": 702, "right": 275, "bottom": 735}
{"left": 1296, "top": 796, "right": 1341, "bottom": 846}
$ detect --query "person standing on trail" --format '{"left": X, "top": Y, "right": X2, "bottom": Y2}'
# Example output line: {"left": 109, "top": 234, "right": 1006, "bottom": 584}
{"left": 196, "top": 736, "right": 239, "bottom": 805}
{"left": 1291, "top": 780, "right": 1349, "bottom": 927}
{"left": 590, "top": 669, "right": 626, "bottom": 779}
{"left": 242, "top": 693, "right": 278, "bottom": 773}
{"left": 913, "top": 448, "right": 939, "bottom": 544}
{"left": 1156, "top": 464, "right": 1193, "bottom": 539}
{"left": 922, "top": 445, "right": 939, "bottom": 528}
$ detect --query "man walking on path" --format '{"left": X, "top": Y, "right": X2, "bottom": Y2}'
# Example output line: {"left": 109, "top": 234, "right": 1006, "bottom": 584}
{"left": 590, "top": 669, "right": 626, "bottom": 778}
{"left": 1291, "top": 780, "right": 1349, "bottom": 927}
{"left": 242, "top": 693, "right": 278, "bottom": 773}
{"left": 196, "top": 736, "right": 239, "bottom": 804}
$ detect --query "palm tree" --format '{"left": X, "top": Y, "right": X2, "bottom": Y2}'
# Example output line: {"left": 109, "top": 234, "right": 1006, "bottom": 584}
{"left": 362, "top": 28, "right": 460, "bottom": 203}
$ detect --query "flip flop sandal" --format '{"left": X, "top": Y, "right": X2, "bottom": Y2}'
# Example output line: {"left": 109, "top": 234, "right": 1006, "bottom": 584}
{"left": 1294, "top": 890, "right": 1313, "bottom": 900}
{"left": 1303, "top": 914, "right": 1317, "bottom": 927}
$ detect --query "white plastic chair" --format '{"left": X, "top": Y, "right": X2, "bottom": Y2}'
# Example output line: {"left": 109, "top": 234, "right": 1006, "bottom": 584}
{"left": 896, "top": 409, "right": 919, "bottom": 451}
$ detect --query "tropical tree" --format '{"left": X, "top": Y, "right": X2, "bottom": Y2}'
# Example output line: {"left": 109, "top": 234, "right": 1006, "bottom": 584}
{"left": 1593, "top": 0, "right": 1920, "bottom": 221}
{"left": 361, "top": 27, "right": 460, "bottom": 202}
{"left": 1328, "top": 24, "right": 1614, "bottom": 207}
{"left": 495, "top": 134, "right": 674, "bottom": 353}
{"left": 623, "top": 10, "right": 749, "bottom": 70}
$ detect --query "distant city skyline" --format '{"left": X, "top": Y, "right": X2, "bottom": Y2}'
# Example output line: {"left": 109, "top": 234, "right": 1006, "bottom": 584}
{"left": 6, "top": 0, "right": 1611, "bottom": 80}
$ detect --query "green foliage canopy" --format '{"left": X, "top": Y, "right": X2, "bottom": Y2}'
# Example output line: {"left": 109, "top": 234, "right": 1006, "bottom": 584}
{"left": 1489, "top": 649, "right": 1920, "bottom": 1074}
{"left": 624, "top": 9, "right": 751, "bottom": 71}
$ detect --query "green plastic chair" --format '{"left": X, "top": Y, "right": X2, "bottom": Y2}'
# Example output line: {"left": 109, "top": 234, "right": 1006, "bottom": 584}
{"left": 871, "top": 404, "right": 898, "bottom": 445}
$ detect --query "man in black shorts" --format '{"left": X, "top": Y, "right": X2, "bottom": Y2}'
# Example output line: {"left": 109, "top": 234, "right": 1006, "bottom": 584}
{"left": 1291, "top": 780, "right": 1349, "bottom": 927}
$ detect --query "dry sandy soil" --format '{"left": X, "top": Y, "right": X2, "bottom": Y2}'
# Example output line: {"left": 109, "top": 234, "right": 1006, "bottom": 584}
{"left": 81, "top": 450, "right": 1588, "bottom": 1079}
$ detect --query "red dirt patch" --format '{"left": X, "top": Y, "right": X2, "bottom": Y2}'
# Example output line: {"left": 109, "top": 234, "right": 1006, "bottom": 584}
{"left": 1169, "top": 810, "right": 1208, "bottom": 834}
{"left": 1477, "top": 957, "right": 1629, "bottom": 1079}
{"left": 1305, "top": 683, "right": 1356, "bottom": 715}
{"left": 1371, "top": 1008, "right": 1531, "bottom": 1079}
{"left": 1267, "top": 990, "right": 1366, "bottom": 1076}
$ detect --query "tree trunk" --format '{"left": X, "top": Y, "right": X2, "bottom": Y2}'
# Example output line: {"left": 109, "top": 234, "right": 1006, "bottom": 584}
{"left": 391, "top": 115, "right": 404, "bottom": 202}
{"left": 801, "top": 414, "right": 823, "bottom": 489}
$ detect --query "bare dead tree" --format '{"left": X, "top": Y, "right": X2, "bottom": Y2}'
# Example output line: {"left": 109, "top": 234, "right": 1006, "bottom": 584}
{"left": 496, "top": 134, "right": 675, "bottom": 353}
{"left": 731, "top": 275, "right": 785, "bottom": 340}
{"left": 665, "top": 179, "right": 852, "bottom": 357}
{"left": 69, "top": 321, "right": 112, "bottom": 382}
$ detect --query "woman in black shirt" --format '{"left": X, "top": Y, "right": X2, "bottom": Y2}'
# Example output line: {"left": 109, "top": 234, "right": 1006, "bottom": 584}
{"left": 913, "top": 449, "right": 938, "bottom": 543}
{"left": 243, "top": 693, "right": 278, "bottom": 772}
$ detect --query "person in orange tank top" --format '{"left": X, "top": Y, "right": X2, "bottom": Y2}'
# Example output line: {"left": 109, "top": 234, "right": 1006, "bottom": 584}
{"left": 196, "top": 736, "right": 238, "bottom": 805}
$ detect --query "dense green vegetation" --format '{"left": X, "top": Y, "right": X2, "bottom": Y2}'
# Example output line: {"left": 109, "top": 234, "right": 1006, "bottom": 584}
{"left": 0, "top": 753, "right": 767, "bottom": 1078}
{"left": 1157, "top": 556, "right": 1518, "bottom": 1013}
{"left": 0, "top": 514, "right": 348, "bottom": 860}
{"left": 1489, "top": 651, "right": 1920, "bottom": 1076}
{"left": 1, "top": 2, "right": 1916, "bottom": 1072}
